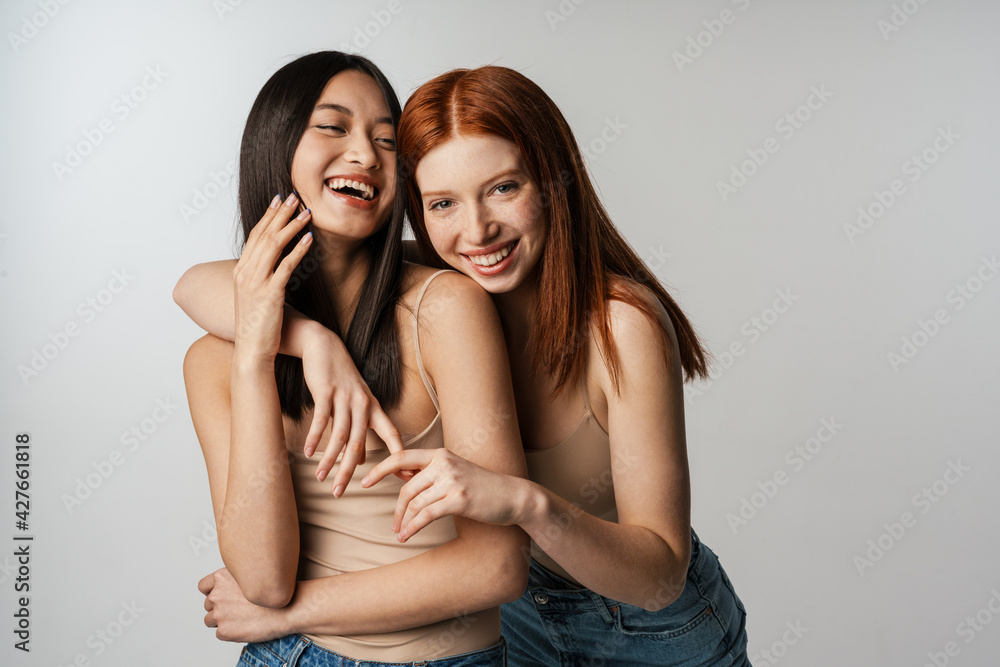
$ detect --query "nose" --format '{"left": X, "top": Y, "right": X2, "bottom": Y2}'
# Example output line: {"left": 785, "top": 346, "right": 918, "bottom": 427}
{"left": 344, "top": 132, "right": 380, "bottom": 170}
{"left": 465, "top": 201, "right": 500, "bottom": 246}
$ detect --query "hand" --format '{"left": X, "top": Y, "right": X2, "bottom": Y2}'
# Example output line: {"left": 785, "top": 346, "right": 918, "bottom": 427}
{"left": 299, "top": 328, "right": 410, "bottom": 496}
{"left": 198, "top": 568, "right": 288, "bottom": 643}
{"left": 362, "top": 449, "right": 524, "bottom": 542}
{"left": 232, "top": 193, "right": 313, "bottom": 362}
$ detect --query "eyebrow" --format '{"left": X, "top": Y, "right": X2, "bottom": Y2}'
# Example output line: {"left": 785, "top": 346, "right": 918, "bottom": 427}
{"left": 421, "top": 169, "right": 524, "bottom": 200}
{"left": 314, "top": 103, "right": 393, "bottom": 126}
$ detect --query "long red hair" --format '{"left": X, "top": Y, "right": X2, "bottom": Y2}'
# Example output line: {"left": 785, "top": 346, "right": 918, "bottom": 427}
{"left": 398, "top": 66, "right": 708, "bottom": 393}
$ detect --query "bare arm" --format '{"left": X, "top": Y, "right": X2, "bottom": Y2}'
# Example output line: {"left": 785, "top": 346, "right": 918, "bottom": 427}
{"left": 201, "top": 273, "right": 529, "bottom": 639}
{"left": 368, "top": 293, "right": 692, "bottom": 610}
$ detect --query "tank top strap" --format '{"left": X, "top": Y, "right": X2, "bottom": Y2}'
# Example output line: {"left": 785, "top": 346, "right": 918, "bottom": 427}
{"left": 412, "top": 269, "right": 454, "bottom": 411}
{"left": 581, "top": 377, "right": 593, "bottom": 414}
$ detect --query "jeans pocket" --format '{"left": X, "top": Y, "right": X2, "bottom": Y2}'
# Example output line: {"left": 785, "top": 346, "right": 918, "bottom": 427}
{"left": 238, "top": 642, "right": 282, "bottom": 667}
{"left": 611, "top": 600, "right": 716, "bottom": 638}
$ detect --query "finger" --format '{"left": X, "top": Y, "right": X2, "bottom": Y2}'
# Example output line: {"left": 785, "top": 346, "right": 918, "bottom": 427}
{"left": 393, "top": 472, "right": 436, "bottom": 532}
{"left": 400, "top": 481, "right": 450, "bottom": 530}
{"left": 304, "top": 393, "right": 332, "bottom": 458}
{"left": 197, "top": 572, "right": 217, "bottom": 595}
{"left": 369, "top": 407, "right": 403, "bottom": 456}
{"left": 242, "top": 194, "right": 283, "bottom": 249}
{"left": 361, "top": 450, "right": 436, "bottom": 488}
{"left": 330, "top": 439, "right": 366, "bottom": 498}
{"left": 399, "top": 503, "right": 448, "bottom": 543}
{"left": 315, "top": 439, "right": 345, "bottom": 485}
{"left": 241, "top": 192, "right": 300, "bottom": 280}
{"left": 204, "top": 596, "right": 213, "bottom": 612}
{"left": 317, "top": 392, "right": 351, "bottom": 481}
{"left": 204, "top": 611, "right": 217, "bottom": 628}
{"left": 270, "top": 223, "right": 313, "bottom": 288}
{"left": 345, "top": 396, "right": 371, "bottom": 463}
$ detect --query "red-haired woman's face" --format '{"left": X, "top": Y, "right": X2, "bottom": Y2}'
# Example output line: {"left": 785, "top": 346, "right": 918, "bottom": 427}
{"left": 290, "top": 70, "right": 397, "bottom": 243}
{"left": 416, "top": 134, "right": 546, "bottom": 294}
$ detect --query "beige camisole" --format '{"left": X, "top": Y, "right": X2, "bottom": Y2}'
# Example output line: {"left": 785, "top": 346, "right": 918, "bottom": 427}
{"left": 288, "top": 270, "right": 500, "bottom": 661}
{"left": 524, "top": 382, "right": 618, "bottom": 586}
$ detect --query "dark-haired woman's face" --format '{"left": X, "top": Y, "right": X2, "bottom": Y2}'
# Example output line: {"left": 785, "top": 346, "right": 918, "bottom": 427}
{"left": 290, "top": 70, "right": 397, "bottom": 243}
{"left": 416, "top": 134, "right": 546, "bottom": 294}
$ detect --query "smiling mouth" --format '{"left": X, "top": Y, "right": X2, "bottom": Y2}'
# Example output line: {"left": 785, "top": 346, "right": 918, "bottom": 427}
{"left": 465, "top": 241, "right": 517, "bottom": 267}
{"left": 326, "top": 178, "right": 378, "bottom": 201}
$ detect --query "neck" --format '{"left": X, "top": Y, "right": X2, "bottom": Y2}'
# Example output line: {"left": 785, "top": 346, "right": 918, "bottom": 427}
{"left": 312, "top": 231, "right": 373, "bottom": 332}
{"left": 492, "top": 269, "right": 538, "bottom": 350}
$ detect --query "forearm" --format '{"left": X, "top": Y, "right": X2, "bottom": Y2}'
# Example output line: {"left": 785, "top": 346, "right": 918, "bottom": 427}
{"left": 173, "top": 260, "right": 325, "bottom": 358}
{"left": 519, "top": 483, "right": 689, "bottom": 610}
{"left": 220, "top": 353, "right": 299, "bottom": 607}
{"left": 276, "top": 524, "right": 527, "bottom": 636}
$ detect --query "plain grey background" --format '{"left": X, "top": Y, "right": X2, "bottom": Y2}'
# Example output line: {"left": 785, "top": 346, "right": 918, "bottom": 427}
{"left": 1, "top": 1, "right": 998, "bottom": 665}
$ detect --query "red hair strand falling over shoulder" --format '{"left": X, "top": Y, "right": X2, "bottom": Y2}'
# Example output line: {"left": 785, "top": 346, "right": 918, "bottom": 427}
{"left": 398, "top": 66, "right": 708, "bottom": 394}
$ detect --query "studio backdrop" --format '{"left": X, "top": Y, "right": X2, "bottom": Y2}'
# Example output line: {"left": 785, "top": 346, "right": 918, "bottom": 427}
{"left": 1, "top": 1, "right": 998, "bottom": 665}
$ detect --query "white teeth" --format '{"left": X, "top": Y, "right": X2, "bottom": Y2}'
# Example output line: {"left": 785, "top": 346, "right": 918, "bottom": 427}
{"left": 468, "top": 243, "right": 513, "bottom": 267}
{"left": 326, "top": 178, "right": 375, "bottom": 200}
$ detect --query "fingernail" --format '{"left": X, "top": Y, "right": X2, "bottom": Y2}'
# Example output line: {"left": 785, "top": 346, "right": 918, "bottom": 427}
{"left": 333, "top": 484, "right": 344, "bottom": 498}
{"left": 300, "top": 232, "right": 313, "bottom": 245}
{"left": 317, "top": 470, "right": 327, "bottom": 482}
{"left": 296, "top": 208, "right": 311, "bottom": 221}
{"left": 270, "top": 195, "right": 281, "bottom": 208}
{"left": 285, "top": 193, "right": 298, "bottom": 207}
{"left": 304, "top": 447, "right": 314, "bottom": 458}
{"left": 361, "top": 475, "right": 369, "bottom": 486}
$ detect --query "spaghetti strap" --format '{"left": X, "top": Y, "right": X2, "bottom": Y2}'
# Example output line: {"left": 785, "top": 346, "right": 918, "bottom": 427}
{"left": 412, "top": 269, "right": 453, "bottom": 411}
{"left": 581, "top": 377, "right": 592, "bottom": 414}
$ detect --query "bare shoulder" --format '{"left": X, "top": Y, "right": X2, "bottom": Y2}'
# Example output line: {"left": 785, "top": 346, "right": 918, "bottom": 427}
{"left": 603, "top": 276, "right": 679, "bottom": 351}
{"left": 399, "top": 263, "right": 496, "bottom": 324}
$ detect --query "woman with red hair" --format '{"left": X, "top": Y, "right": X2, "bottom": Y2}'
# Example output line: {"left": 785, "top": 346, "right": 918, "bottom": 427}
{"left": 178, "top": 65, "right": 750, "bottom": 665}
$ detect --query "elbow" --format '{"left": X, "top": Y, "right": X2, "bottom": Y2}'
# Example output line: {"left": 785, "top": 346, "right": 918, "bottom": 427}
{"left": 237, "top": 575, "right": 296, "bottom": 609}
{"left": 487, "top": 534, "right": 531, "bottom": 604}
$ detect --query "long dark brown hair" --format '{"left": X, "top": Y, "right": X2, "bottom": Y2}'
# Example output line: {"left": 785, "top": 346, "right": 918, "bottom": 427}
{"left": 238, "top": 51, "right": 405, "bottom": 418}
{"left": 398, "top": 66, "right": 708, "bottom": 394}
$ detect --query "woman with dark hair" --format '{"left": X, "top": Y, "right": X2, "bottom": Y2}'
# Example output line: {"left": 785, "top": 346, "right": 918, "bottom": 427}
{"left": 180, "top": 52, "right": 527, "bottom": 666}
{"left": 179, "top": 64, "right": 750, "bottom": 665}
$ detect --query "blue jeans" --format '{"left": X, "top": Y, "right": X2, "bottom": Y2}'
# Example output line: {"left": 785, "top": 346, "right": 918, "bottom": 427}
{"left": 501, "top": 530, "right": 750, "bottom": 666}
{"left": 237, "top": 634, "right": 506, "bottom": 666}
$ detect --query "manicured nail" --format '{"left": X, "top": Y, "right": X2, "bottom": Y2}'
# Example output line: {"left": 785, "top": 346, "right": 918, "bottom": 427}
{"left": 300, "top": 232, "right": 313, "bottom": 245}
{"left": 296, "top": 208, "right": 311, "bottom": 221}
{"left": 304, "top": 446, "right": 314, "bottom": 458}
{"left": 285, "top": 193, "right": 298, "bottom": 207}
{"left": 317, "top": 469, "right": 327, "bottom": 482}
{"left": 361, "top": 474, "right": 370, "bottom": 486}
{"left": 333, "top": 484, "right": 344, "bottom": 498}
{"left": 269, "top": 195, "right": 281, "bottom": 208}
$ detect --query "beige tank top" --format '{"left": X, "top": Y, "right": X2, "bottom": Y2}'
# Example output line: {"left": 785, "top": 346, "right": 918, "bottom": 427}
{"left": 288, "top": 270, "right": 500, "bottom": 661}
{"left": 524, "top": 381, "right": 618, "bottom": 586}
